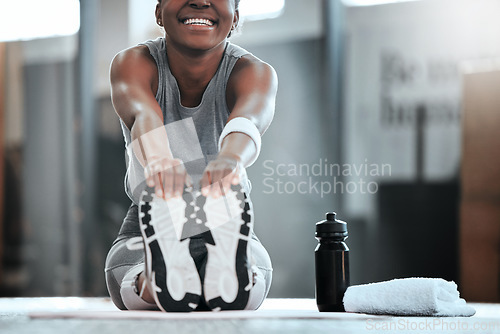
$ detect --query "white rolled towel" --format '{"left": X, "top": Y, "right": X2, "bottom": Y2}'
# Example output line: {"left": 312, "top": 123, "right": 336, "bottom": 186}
{"left": 343, "top": 278, "right": 476, "bottom": 317}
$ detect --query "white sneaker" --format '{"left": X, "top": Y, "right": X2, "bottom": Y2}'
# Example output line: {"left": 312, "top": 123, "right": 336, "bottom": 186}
{"left": 203, "top": 184, "right": 254, "bottom": 311}
{"left": 138, "top": 186, "right": 202, "bottom": 312}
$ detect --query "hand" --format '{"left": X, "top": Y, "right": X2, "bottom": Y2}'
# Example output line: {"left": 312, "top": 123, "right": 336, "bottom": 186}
{"left": 144, "top": 157, "right": 191, "bottom": 200}
{"left": 200, "top": 155, "right": 242, "bottom": 198}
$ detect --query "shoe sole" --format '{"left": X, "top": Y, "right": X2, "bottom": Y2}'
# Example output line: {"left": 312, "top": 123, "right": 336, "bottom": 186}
{"left": 203, "top": 184, "right": 254, "bottom": 311}
{"left": 139, "top": 186, "right": 202, "bottom": 312}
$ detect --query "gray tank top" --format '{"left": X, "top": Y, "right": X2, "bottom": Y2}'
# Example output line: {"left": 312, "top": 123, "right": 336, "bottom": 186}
{"left": 120, "top": 38, "right": 252, "bottom": 204}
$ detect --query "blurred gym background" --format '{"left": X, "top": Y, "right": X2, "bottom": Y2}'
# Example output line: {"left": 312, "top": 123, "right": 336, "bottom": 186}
{"left": 0, "top": 0, "right": 499, "bottom": 301}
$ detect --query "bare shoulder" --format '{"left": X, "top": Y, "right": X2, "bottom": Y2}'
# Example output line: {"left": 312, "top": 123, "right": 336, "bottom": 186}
{"left": 225, "top": 53, "right": 278, "bottom": 125}
{"left": 110, "top": 45, "right": 157, "bottom": 83}
{"left": 109, "top": 45, "right": 162, "bottom": 129}
{"left": 227, "top": 54, "right": 278, "bottom": 107}
{"left": 229, "top": 54, "right": 277, "bottom": 84}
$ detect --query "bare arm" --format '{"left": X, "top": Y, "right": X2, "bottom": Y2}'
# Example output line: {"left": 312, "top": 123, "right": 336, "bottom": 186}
{"left": 201, "top": 55, "right": 278, "bottom": 196}
{"left": 110, "top": 46, "right": 188, "bottom": 198}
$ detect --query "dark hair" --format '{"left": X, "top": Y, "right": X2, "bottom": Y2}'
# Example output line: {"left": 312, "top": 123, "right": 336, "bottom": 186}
{"left": 157, "top": 0, "right": 240, "bottom": 10}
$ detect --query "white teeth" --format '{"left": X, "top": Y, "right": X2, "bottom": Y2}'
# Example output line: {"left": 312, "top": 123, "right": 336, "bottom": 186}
{"left": 183, "top": 18, "right": 214, "bottom": 26}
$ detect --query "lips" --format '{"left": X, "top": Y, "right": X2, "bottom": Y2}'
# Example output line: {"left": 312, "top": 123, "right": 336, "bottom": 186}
{"left": 181, "top": 17, "right": 216, "bottom": 26}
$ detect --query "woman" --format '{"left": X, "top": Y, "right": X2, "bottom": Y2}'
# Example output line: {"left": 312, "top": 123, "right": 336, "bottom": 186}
{"left": 104, "top": 0, "right": 278, "bottom": 312}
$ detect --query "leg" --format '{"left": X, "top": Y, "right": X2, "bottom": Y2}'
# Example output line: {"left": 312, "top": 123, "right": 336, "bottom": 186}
{"left": 105, "top": 191, "right": 209, "bottom": 312}
{"left": 104, "top": 236, "right": 158, "bottom": 310}
{"left": 105, "top": 186, "right": 273, "bottom": 311}
{"left": 136, "top": 272, "right": 156, "bottom": 304}
{"left": 245, "top": 234, "right": 273, "bottom": 310}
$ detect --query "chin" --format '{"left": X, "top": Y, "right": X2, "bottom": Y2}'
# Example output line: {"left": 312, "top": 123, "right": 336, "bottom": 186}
{"left": 181, "top": 38, "right": 227, "bottom": 52}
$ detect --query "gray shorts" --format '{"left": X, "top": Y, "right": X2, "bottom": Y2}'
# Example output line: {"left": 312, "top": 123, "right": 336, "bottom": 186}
{"left": 104, "top": 203, "right": 273, "bottom": 310}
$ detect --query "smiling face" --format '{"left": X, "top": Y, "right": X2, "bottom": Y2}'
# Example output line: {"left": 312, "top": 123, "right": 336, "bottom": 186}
{"left": 156, "top": 0, "right": 239, "bottom": 52}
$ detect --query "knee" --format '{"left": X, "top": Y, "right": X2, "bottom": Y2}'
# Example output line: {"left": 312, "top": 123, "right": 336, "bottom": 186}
{"left": 104, "top": 239, "right": 143, "bottom": 310}
{"left": 105, "top": 268, "right": 127, "bottom": 310}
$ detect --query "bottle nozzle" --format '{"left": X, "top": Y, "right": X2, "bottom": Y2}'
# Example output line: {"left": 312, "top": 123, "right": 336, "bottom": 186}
{"left": 316, "top": 211, "right": 348, "bottom": 237}
{"left": 326, "top": 212, "right": 336, "bottom": 221}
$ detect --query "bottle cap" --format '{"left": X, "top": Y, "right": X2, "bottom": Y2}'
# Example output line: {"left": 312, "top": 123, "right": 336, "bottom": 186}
{"left": 316, "top": 212, "right": 348, "bottom": 238}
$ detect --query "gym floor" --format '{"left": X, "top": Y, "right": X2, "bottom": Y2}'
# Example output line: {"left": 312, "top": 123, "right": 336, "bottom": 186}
{"left": 1, "top": 298, "right": 499, "bottom": 334}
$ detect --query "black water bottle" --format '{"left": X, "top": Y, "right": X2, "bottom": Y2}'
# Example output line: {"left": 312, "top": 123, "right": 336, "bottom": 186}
{"left": 315, "top": 212, "right": 350, "bottom": 312}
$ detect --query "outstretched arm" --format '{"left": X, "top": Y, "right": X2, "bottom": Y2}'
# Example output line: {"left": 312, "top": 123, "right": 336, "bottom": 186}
{"left": 110, "top": 46, "right": 189, "bottom": 199}
{"left": 201, "top": 55, "right": 278, "bottom": 197}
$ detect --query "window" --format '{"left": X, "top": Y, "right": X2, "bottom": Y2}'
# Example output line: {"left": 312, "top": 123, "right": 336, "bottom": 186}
{"left": 239, "top": 0, "right": 285, "bottom": 21}
{"left": 342, "top": 0, "right": 419, "bottom": 6}
{"left": 0, "top": 0, "right": 80, "bottom": 42}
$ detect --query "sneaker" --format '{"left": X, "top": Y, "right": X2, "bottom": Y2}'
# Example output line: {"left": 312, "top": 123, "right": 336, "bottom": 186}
{"left": 202, "top": 183, "right": 254, "bottom": 311}
{"left": 138, "top": 185, "right": 202, "bottom": 312}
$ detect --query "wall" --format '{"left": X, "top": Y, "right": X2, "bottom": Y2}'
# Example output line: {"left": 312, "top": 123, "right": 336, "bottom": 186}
{"left": 342, "top": 0, "right": 500, "bottom": 284}
{"left": 20, "top": 36, "right": 79, "bottom": 295}
{"left": 344, "top": 0, "right": 500, "bottom": 218}
{"left": 244, "top": 38, "right": 336, "bottom": 297}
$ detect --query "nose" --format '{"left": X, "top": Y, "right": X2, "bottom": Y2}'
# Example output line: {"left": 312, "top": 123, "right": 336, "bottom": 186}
{"left": 188, "top": 0, "right": 211, "bottom": 9}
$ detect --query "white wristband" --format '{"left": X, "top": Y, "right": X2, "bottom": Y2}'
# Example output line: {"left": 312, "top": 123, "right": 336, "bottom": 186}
{"left": 218, "top": 117, "right": 262, "bottom": 167}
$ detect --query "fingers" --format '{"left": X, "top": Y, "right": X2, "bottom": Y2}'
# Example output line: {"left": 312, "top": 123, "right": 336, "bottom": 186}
{"left": 200, "top": 170, "right": 210, "bottom": 197}
{"left": 219, "top": 166, "right": 234, "bottom": 196}
{"left": 209, "top": 166, "right": 225, "bottom": 198}
{"left": 185, "top": 174, "right": 193, "bottom": 188}
{"left": 172, "top": 162, "right": 186, "bottom": 198}
{"left": 201, "top": 158, "right": 240, "bottom": 198}
{"left": 155, "top": 166, "right": 167, "bottom": 198}
{"left": 145, "top": 160, "right": 159, "bottom": 188}
{"left": 231, "top": 169, "right": 241, "bottom": 185}
{"left": 145, "top": 156, "right": 241, "bottom": 199}
{"left": 144, "top": 158, "right": 188, "bottom": 200}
